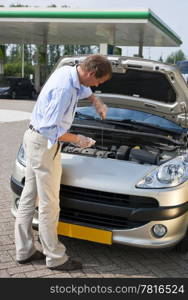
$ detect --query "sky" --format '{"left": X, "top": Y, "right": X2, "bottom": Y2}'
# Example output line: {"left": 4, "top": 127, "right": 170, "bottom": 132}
{"left": 1, "top": 0, "right": 188, "bottom": 61}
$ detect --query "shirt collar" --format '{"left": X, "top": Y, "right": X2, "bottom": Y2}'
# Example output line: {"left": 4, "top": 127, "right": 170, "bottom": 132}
{"left": 70, "top": 65, "right": 81, "bottom": 90}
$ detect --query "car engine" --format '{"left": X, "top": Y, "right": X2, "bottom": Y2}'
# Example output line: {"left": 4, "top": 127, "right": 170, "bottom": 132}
{"left": 62, "top": 136, "right": 179, "bottom": 166}
{"left": 62, "top": 143, "right": 163, "bottom": 163}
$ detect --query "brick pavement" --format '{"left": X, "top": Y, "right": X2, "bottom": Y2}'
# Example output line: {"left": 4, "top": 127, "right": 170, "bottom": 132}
{"left": 1, "top": 99, "right": 188, "bottom": 278}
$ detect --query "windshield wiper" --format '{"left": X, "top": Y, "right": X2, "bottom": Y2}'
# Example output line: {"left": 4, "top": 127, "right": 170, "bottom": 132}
{"left": 76, "top": 113, "right": 138, "bottom": 126}
{"left": 75, "top": 112, "right": 99, "bottom": 120}
{"left": 75, "top": 113, "right": 182, "bottom": 135}
{"left": 102, "top": 119, "right": 182, "bottom": 135}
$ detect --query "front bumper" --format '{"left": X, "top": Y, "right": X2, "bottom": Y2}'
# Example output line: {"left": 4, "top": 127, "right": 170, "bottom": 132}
{"left": 11, "top": 175, "right": 188, "bottom": 222}
{"left": 10, "top": 175, "right": 188, "bottom": 249}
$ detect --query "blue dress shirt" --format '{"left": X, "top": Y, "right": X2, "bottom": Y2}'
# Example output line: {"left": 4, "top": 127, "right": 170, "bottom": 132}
{"left": 30, "top": 65, "right": 92, "bottom": 148}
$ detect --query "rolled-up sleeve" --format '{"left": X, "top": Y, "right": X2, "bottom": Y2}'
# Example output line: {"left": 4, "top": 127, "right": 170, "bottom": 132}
{"left": 78, "top": 86, "right": 92, "bottom": 99}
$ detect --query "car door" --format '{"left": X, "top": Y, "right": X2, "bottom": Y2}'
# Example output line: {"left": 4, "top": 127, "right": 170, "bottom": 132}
{"left": 12, "top": 79, "right": 24, "bottom": 98}
{"left": 19, "top": 79, "right": 29, "bottom": 98}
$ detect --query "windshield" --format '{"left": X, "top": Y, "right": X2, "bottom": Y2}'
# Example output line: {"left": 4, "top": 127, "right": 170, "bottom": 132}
{"left": 76, "top": 106, "right": 184, "bottom": 132}
{"left": 177, "top": 61, "right": 188, "bottom": 74}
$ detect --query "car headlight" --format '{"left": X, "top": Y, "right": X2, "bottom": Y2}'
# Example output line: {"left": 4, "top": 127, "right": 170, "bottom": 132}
{"left": 0, "top": 88, "right": 10, "bottom": 95}
{"left": 136, "top": 155, "right": 188, "bottom": 188}
{"left": 2, "top": 91, "right": 9, "bottom": 95}
{"left": 17, "top": 144, "right": 26, "bottom": 166}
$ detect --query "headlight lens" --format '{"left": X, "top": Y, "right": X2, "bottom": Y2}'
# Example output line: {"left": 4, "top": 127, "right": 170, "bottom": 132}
{"left": 157, "top": 162, "right": 185, "bottom": 184}
{"left": 17, "top": 144, "right": 26, "bottom": 166}
{"left": 0, "top": 88, "right": 10, "bottom": 95}
{"left": 136, "top": 155, "right": 188, "bottom": 188}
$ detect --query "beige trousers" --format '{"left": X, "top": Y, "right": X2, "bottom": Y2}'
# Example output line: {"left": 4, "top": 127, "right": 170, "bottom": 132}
{"left": 15, "top": 128, "right": 68, "bottom": 267}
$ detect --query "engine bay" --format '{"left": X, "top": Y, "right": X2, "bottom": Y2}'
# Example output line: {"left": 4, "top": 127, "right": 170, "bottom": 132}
{"left": 62, "top": 143, "right": 175, "bottom": 165}
{"left": 62, "top": 125, "right": 182, "bottom": 166}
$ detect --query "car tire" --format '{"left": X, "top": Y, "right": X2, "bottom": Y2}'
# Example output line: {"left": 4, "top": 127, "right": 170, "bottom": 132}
{"left": 11, "top": 91, "right": 16, "bottom": 99}
{"left": 174, "top": 228, "right": 188, "bottom": 253}
{"left": 30, "top": 91, "right": 37, "bottom": 100}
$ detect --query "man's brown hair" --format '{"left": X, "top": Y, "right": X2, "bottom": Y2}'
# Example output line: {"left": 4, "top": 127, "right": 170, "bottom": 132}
{"left": 80, "top": 54, "right": 112, "bottom": 79}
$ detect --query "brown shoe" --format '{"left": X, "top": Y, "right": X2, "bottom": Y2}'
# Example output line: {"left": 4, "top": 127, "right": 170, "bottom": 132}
{"left": 17, "top": 250, "right": 45, "bottom": 264}
{"left": 48, "top": 258, "right": 82, "bottom": 271}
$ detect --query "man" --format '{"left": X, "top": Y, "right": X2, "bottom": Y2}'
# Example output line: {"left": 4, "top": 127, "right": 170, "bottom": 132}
{"left": 15, "top": 54, "right": 112, "bottom": 271}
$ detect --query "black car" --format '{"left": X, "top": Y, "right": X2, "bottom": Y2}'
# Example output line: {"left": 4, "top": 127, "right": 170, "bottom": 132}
{"left": 0, "top": 76, "right": 37, "bottom": 99}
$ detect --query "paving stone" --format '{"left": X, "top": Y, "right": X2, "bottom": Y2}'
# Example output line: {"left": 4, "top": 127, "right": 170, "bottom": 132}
{"left": 12, "top": 273, "right": 27, "bottom": 278}
{"left": 43, "top": 272, "right": 72, "bottom": 278}
{"left": 83, "top": 269, "right": 101, "bottom": 278}
{"left": 69, "top": 270, "right": 86, "bottom": 278}
{"left": 7, "top": 265, "right": 35, "bottom": 275}
{"left": 24, "top": 268, "right": 55, "bottom": 278}
{"left": 0, "top": 244, "right": 15, "bottom": 251}
{"left": 0, "top": 251, "right": 13, "bottom": 263}
{"left": 0, "top": 235, "right": 13, "bottom": 246}
{"left": 0, "top": 269, "right": 10, "bottom": 278}
{"left": 0, "top": 261, "right": 17, "bottom": 270}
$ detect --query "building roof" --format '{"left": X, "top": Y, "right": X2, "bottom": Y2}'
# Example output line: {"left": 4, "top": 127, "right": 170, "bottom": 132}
{"left": 0, "top": 8, "right": 182, "bottom": 46}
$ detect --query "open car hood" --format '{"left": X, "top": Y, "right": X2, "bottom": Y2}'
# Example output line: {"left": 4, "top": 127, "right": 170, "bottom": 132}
{"left": 93, "top": 92, "right": 188, "bottom": 129}
{"left": 57, "top": 55, "right": 188, "bottom": 128}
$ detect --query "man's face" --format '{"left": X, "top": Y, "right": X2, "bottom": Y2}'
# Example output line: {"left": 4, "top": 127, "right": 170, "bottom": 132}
{"left": 82, "top": 72, "right": 110, "bottom": 87}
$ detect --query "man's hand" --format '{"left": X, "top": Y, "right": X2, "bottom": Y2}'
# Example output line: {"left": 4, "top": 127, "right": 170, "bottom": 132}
{"left": 59, "top": 133, "right": 95, "bottom": 148}
{"left": 93, "top": 97, "right": 107, "bottom": 120}
{"left": 74, "top": 134, "right": 96, "bottom": 148}
{"left": 88, "top": 94, "right": 108, "bottom": 119}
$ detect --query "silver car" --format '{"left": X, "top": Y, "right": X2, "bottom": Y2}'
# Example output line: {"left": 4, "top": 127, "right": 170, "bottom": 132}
{"left": 10, "top": 55, "right": 188, "bottom": 253}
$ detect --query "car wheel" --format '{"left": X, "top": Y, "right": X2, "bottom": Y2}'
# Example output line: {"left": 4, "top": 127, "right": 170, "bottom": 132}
{"left": 30, "top": 91, "right": 37, "bottom": 100}
{"left": 11, "top": 91, "right": 16, "bottom": 99}
{"left": 174, "top": 228, "right": 188, "bottom": 253}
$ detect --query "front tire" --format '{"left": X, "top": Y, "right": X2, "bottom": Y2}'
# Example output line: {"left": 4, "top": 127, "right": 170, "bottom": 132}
{"left": 11, "top": 91, "right": 16, "bottom": 99}
{"left": 30, "top": 90, "right": 37, "bottom": 100}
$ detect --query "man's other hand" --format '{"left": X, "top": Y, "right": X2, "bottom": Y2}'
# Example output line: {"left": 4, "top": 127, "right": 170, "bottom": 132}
{"left": 93, "top": 97, "right": 108, "bottom": 120}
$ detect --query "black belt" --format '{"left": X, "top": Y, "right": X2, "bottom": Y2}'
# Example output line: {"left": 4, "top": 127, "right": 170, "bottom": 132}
{"left": 29, "top": 124, "right": 40, "bottom": 133}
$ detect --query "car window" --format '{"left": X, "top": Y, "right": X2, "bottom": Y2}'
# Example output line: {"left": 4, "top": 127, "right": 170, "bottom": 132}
{"left": 22, "top": 79, "right": 30, "bottom": 85}
{"left": 76, "top": 106, "right": 184, "bottom": 132}
{"left": 92, "top": 70, "right": 176, "bottom": 103}
{"left": 0, "top": 77, "right": 11, "bottom": 87}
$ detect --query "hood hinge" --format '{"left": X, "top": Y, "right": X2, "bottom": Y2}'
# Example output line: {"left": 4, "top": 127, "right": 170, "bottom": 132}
{"left": 179, "top": 102, "right": 188, "bottom": 127}
{"left": 180, "top": 102, "right": 186, "bottom": 112}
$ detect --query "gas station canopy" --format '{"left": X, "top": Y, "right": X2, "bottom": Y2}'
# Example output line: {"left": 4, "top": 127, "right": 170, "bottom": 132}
{"left": 0, "top": 8, "right": 182, "bottom": 47}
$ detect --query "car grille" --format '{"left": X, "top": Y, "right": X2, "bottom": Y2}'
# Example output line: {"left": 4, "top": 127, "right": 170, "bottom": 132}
{"left": 59, "top": 185, "right": 159, "bottom": 229}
